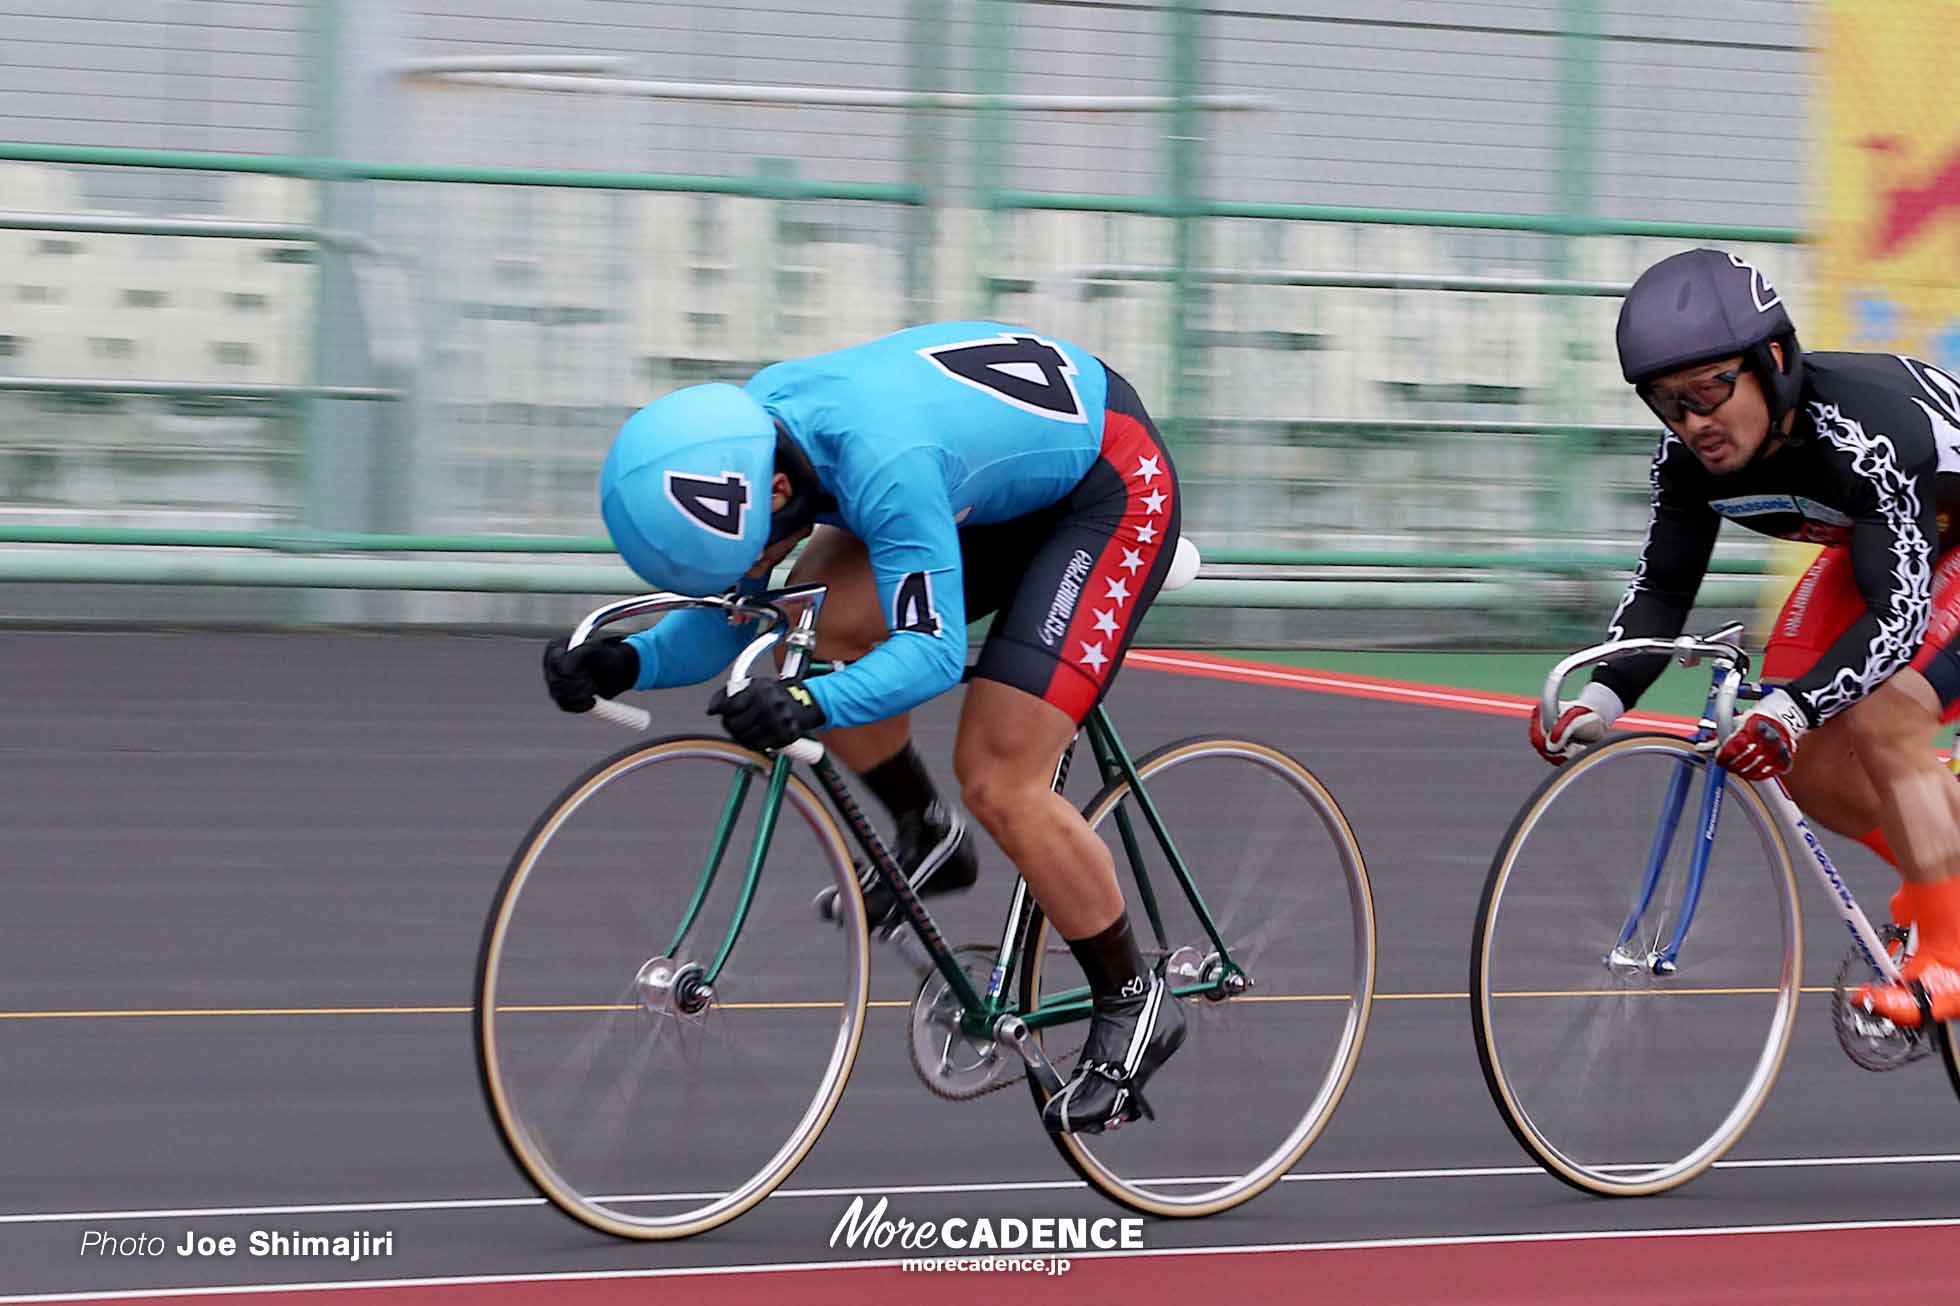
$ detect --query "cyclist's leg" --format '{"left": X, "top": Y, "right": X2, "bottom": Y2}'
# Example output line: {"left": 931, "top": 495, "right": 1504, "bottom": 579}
{"left": 955, "top": 681, "right": 1119, "bottom": 935}
{"left": 1832, "top": 549, "right": 1960, "bottom": 1021}
{"left": 954, "top": 363, "right": 1187, "bottom": 1131}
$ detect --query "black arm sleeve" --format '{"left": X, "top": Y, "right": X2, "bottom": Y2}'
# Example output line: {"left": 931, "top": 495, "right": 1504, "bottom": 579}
{"left": 1782, "top": 405, "right": 1938, "bottom": 723}
{"left": 1592, "top": 433, "right": 1720, "bottom": 710}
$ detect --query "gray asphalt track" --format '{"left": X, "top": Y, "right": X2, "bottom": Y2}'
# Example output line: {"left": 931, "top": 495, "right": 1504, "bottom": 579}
{"left": 1, "top": 631, "right": 1955, "bottom": 1298}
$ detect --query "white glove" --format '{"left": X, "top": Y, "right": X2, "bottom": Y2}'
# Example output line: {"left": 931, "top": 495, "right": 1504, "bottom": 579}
{"left": 1716, "top": 687, "right": 1809, "bottom": 781}
{"left": 1530, "top": 681, "right": 1623, "bottom": 766}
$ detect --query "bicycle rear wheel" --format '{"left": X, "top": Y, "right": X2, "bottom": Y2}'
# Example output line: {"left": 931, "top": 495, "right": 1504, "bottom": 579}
{"left": 1943, "top": 1012, "right": 1960, "bottom": 1102}
{"left": 1022, "top": 737, "right": 1375, "bottom": 1217}
{"left": 476, "top": 735, "right": 869, "bottom": 1239}
{"left": 1472, "top": 733, "right": 1801, "bottom": 1196}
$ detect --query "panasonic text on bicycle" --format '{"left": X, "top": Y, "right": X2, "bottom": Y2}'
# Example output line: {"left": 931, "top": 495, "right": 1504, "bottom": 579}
{"left": 830, "top": 1195, "right": 1143, "bottom": 1252}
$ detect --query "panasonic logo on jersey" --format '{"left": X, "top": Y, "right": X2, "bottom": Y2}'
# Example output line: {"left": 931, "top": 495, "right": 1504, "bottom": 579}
{"left": 1041, "top": 550, "right": 1096, "bottom": 646}
{"left": 1709, "top": 494, "right": 1799, "bottom": 519}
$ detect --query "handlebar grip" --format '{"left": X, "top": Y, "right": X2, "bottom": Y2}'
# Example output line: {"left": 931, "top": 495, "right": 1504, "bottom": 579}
{"left": 589, "top": 698, "right": 651, "bottom": 732}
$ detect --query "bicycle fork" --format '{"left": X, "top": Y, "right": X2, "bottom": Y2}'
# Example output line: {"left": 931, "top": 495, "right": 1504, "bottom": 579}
{"left": 1611, "top": 755, "right": 1725, "bottom": 976}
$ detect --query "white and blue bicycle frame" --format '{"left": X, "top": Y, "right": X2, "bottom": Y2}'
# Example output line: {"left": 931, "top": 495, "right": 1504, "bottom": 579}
{"left": 1544, "top": 626, "right": 1906, "bottom": 985}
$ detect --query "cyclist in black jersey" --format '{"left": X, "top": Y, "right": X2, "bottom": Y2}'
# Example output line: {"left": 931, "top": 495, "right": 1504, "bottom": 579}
{"left": 1529, "top": 248, "right": 1960, "bottom": 1027}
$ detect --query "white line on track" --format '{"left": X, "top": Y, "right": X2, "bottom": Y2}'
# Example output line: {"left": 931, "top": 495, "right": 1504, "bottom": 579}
{"left": 6, "top": 1215, "right": 1960, "bottom": 1303}
{"left": 4, "top": 1152, "right": 1953, "bottom": 1228}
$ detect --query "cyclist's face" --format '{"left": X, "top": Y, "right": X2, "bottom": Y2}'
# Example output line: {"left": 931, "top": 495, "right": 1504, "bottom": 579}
{"left": 1648, "top": 354, "right": 1771, "bottom": 475}
{"left": 745, "top": 473, "right": 808, "bottom": 579}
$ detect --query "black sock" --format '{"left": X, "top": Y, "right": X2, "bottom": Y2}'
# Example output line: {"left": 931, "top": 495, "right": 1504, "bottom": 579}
{"left": 859, "top": 742, "right": 936, "bottom": 823}
{"left": 1066, "top": 912, "right": 1148, "bottom": 1004}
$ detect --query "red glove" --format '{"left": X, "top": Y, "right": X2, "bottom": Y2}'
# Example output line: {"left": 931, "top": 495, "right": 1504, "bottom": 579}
{"left": 1529, "top": 682, "right": 1623, "bottom": 766}
{"left": 1715, "top": 688, "right": 1809, "bottom": 781}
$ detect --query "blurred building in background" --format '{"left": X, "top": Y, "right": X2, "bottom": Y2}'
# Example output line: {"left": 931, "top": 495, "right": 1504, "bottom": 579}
{"left": 0, "top": 1, "right": 1824, "bottom": 640}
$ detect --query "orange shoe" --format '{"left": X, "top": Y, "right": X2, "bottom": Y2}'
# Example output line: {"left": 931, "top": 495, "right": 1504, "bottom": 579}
{"left": 1855, "top": 952, "right": 1960, "bottom": 1028}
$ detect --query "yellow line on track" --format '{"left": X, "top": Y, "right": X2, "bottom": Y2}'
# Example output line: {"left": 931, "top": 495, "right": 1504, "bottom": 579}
{"left": 0, "top": 988, "right": 1839, "bottom": 1020}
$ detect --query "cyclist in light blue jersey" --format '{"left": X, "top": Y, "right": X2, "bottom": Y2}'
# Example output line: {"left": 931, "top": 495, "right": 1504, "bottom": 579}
{"left": 543, "top": 323, "right": 1187, "bottom": 1134}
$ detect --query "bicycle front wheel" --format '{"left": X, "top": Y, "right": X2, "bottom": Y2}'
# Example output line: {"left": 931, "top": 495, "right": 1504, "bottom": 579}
{"left": 1472, "top": 733, "right": 1802, "bottom": 1197}
{"left": 476, "top": 735, "right": 870, "bottom": 1240}
{"left": 1022, "top": 737, "right": 1376, "bottom": 1217}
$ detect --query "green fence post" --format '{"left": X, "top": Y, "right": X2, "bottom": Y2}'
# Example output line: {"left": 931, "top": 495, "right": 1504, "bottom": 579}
{"left": 1164, "top": 0, "right": 1205, "bottom": 464}
{"left": 906, "top": 0, "right": 946, "bottom": 324}
{"left": 302, "top": 0, "right": 337, "bottom": 543}
{"left": 972, "top": 0, "right": 1015, "bottom": 318}
{"left": 1550, "top": 0, "right": 1601, "bottom": 542}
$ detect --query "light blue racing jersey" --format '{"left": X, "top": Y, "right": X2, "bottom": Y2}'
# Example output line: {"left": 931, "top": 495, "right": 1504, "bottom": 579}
{"left": 626, "top": 322, "right": 1112, "bottom": 727}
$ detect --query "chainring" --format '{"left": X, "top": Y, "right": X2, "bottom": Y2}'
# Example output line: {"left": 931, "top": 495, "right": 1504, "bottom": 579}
{"left": 1832, "top": 924, "right": 1931, "bottom": 1072}
{"left": 905, "top": 944, "right": 1084, "bottom": 1101}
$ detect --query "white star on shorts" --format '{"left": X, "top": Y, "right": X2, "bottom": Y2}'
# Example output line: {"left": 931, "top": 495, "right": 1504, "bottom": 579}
{"left": 1079, "top": 641, "right": 1109, "bottom": 673}
{"left": 1092, "top": 608, "right": 1120, "bottom": 636}
{"left": 1135, "top": 522, "right": 1157, "bottom": 544}
{"left": 1119, "top": 547, "right": 1144, "bottom": 575}
{"left": 1104, "top": 577, "right": 1130, "bottom": 604}
{"left": 1135, "top": 455, "right": 1162, "bottom": 484}
{"left": 1140, "top": 488, "right": 1167, "bottom": 515}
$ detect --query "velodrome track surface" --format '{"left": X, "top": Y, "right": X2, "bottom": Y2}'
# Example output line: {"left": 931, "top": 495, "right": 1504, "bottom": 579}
{"left": 1, "top": 631, "right": 1956, "bottom": 1303}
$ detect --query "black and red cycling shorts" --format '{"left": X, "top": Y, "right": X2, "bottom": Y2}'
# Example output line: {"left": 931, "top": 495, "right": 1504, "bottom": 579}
{"left": 1763, "top": 543, "right": 1960, "bottom": 722}
{"left": 957, "top": 365, "right": 1181, "bottom": 722}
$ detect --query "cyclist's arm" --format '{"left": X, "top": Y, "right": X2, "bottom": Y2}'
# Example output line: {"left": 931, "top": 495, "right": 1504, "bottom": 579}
{"left": 1591, "top": 433, "right": 1720, "bottom": 711}
{"left": 1778, "top": 409, "right": 1938, "bottom": 723}
{"left": 624, "top": 576, "right": 771, "bottom": 691}
{"left": 803, "top": 450, "right": 966, "bottom": 729}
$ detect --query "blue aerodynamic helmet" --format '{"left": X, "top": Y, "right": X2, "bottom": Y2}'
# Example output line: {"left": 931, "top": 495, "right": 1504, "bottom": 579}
{"left": 600, "top": 383, "right": 778, "bottom": 597}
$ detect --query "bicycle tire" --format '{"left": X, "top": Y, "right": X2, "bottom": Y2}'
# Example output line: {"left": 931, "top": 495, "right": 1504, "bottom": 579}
{"left": 475, "top": 734, "right": 870, "bottom": 1240}
{"left": 1471, "top": 732, "right": 1802, "bottom": 1197}
{"left": 1020, "top": 735, "right": 1375, "bottom": 1217}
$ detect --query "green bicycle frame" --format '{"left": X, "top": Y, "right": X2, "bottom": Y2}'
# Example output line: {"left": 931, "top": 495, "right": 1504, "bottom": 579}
{"left": 660, "top": 697, "right": 1243, "bottom": 1034}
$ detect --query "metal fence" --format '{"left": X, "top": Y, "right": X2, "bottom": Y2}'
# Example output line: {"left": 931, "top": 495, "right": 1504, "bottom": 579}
{"left": 0, "top": 0, "right": 1811, "bottom": 637}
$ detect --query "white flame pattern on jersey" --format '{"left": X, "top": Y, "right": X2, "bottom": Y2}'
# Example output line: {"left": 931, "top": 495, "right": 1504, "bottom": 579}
{"left": 1803, "top": 400, "right": 1932, "bottom": 721}
{"left": 1605, "top": 429, "right": 1682, "bottom": 642}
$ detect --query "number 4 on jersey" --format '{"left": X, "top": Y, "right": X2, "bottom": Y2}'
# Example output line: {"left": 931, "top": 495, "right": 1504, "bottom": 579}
{"left": 891, "top": 571, "right": 942, "bottom": 636}
{"left": 665, "top": 471, "right": 750, "bottom": 538}
{"left": 919, "top": 333, "right": 1087, "bottom": 423}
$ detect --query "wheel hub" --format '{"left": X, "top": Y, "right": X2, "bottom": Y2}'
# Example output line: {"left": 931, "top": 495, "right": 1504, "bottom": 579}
{"left": 636, "top": 956, "right": 714, "bottom": 1018}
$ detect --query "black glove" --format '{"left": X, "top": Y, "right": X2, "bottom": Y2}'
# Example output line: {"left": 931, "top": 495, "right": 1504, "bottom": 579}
{"left": 707, "top": 678, "right": 826, "bottom": 752}
{"left": 542, "top": 636, "right": 640, "bottom": 713}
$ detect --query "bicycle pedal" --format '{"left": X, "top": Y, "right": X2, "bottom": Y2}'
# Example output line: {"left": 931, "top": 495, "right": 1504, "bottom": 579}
{"left": 812, "top": 886, "right": 842, "bottom": 924}
{"left": 884, "top": 924, "right": 933, "bottom": 976}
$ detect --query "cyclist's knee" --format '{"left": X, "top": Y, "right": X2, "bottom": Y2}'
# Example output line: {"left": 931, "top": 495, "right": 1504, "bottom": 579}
{"left": 1838, "top": 686, "right": 1939, "bottom": 781}
{"left": 954, "top": 755, "right": 1032, "bottom": 833}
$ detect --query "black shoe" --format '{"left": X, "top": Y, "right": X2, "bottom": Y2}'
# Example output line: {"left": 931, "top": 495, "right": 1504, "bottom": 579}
{"left": 816, "top": 802, "right": 978, "bottom": 937}
{"left": 1041, "top": 973, "right": 1187, "bottom": 1135}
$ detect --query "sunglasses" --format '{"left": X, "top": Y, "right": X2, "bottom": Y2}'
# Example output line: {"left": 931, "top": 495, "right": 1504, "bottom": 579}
{"left": 1639, "top": 368, "right": 1743, "bottom": 424}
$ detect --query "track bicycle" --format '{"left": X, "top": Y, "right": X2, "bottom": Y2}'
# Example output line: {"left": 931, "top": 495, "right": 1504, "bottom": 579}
{"left": 1471, "top": 623, "right": 1960, "bottom": 1197}
{"left": 475, "top": 569, "right": 1377, "bottom": 1239}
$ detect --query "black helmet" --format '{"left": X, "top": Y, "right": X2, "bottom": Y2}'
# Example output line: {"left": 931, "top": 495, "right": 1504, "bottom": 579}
{"left": 1616, "top": 248, "right": 1803, "bottom": 427}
